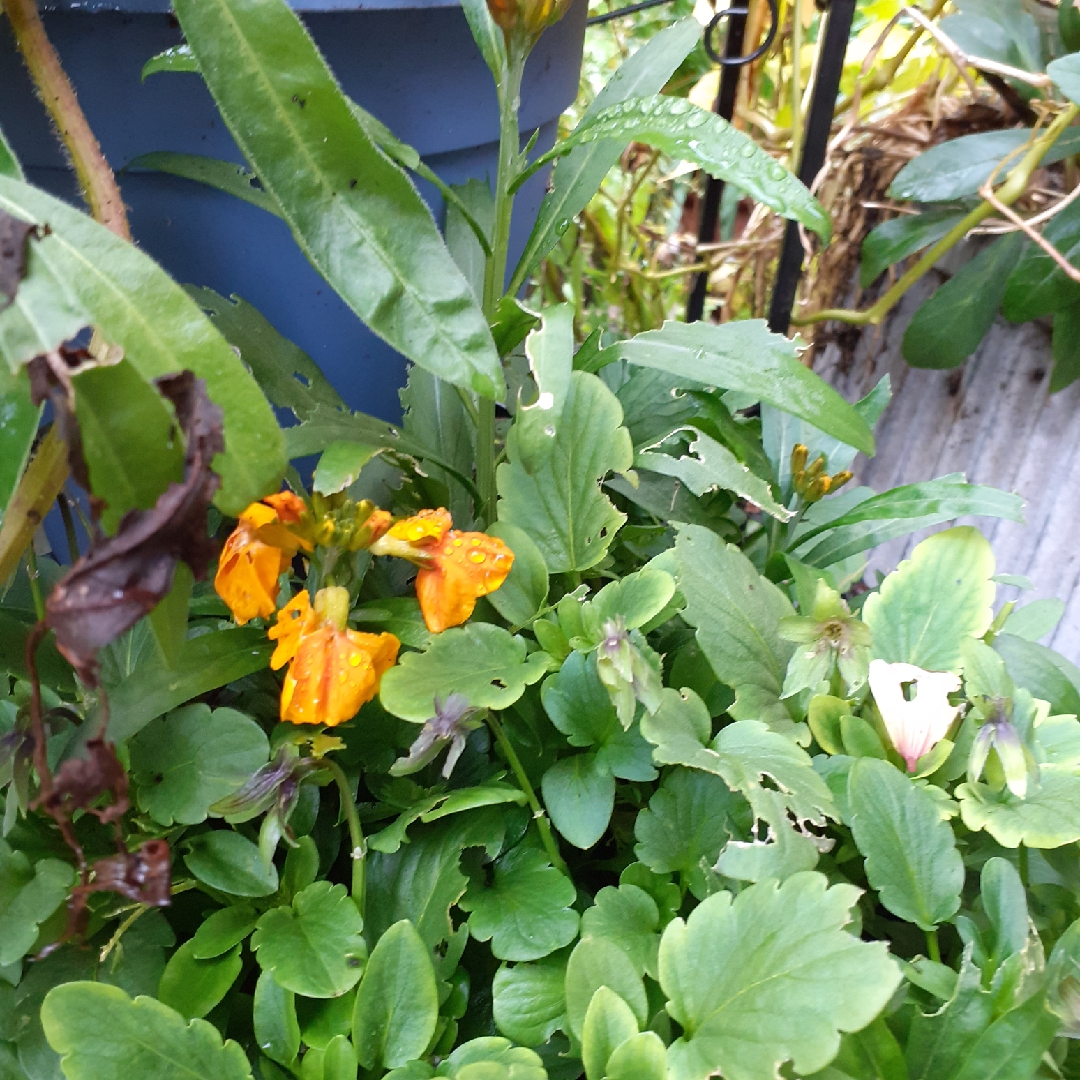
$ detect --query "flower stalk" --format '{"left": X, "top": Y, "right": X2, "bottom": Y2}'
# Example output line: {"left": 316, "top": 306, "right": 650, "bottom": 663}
{"left": 322, "top": 756, "right": 367, "bottom": 923}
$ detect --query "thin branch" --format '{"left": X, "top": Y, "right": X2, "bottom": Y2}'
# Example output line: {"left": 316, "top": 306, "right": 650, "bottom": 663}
{"left": 901, "top": 7, "right": 980, "bottom": 97}
{"left": 980, "top": 179, "right": 1080, "bottom": 282}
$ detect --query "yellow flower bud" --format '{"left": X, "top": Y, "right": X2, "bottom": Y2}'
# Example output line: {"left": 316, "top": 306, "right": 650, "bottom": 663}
{"left": 830, "top": 470, "right": 854, "bottom": 492}
{"left": 804, "top": 475, "right": 832, "bottom": 503}
{"left": 790, "top": 443, "right": 809, "bottom": 476}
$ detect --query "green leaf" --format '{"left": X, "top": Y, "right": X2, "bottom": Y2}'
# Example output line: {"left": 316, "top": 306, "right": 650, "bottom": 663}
{"left": 863, "top": 527, "right": 996, "bottom": 672}
{"left": 1002, "top": 200, "right": 1080, "bottom": 322}
{"left": 142, "top": 43, "right": 199, "bottom": 78}
{"left": 191, "top": 905, "right": 260, "bottom": 960}
{"left": 633, "top": 767, "right": 739, "bottom": 878}
{"left": 956, "top": 773, "right": 1080, "bottom": 847}
{"left": 636, "top": 430, "right": 791, "bottom": 521}
{"left": 948, "top": 990, "right": 1059, "bottom": 1080}
{"left": 659, "top": 874, "right": 901, "bottom": 1080}
{"left": 566, "top": 938, "right": 648, "bottom": 1042}
{"left": 859, "top": 210, "right": 966, "bottom": 288}
{"left": 993, "top": 633, "right": 1080, "bottom": 716}
{"left": 580, "top": 885, "right": 661, "bottom": 980}
{"left": 848, "top": 759, "right": 963, "bottom": 929}
{"left": 446, "top": 178, "right": 495, "bottom": 301}
{"left": 158, "top": 940, "right": 242, "bottom": 1022}
{"left": 1051, "top": 303, "right": 1080, "bottom": 392}
{"left": 253, "top": 970, "right": 300, "bottom": 1067}
{"left": 174, "top": 0, "right": 502, "bottom": 399}
{"left": 606, "top": 1032, "right": 667, "bottom": 1080}
{"left": 586, "top": 567, "right": 677, "bottom": 635}
{"left": 541, "top": 755, "right": 616, "bottom": 850}
{"left": 460, "top": 845, "right": 580, "bottom": 962}
{"left": 981, "top": 857, "right": 1027, "bottom": 967}
{"left": 184, "top": 831, "right": 279, "bottom": 898}
{"left": 794, "top": 478, "right": 1024, "bottom": 567}
{"left": 0, "top": 366, "right": 39, "bottom": 513}
{"left": 889, "top": 128, "right": 1080, "bottom": 202}
{"left": 352, "top": 919, "right": 439, "bottom": 1070}
{"left": 830, "top": 1018, "right": 907, "bottom": 1080}
{"left": 716, "top": 785, "right": 821, "bottom": 884}
{"left": 1049, "top": 52, "right": 1080, "bottom": 104}
{"left": 498, "top": 371, "right": 633, "bottom": 573}
{"left": 366, "top": 809, "right": 506, "bottom": 951}
{"left": 128, "top": 152, "right": 283, "bottom": 218}
{"left": 459, "top": 0, "right": 506, "bottom": 80}
{"left": 903, "top": 233, "right": 1023, "bottom": 369}
{"left": 380, "top": 623, "right": 549, "bottom": 721}
{"left": 0, "top": 841, "right": 74, "bottom": 966}
{"left": 528, "top": 97, "right": 829, "bottom": 242}
{"left": 581, "top": 987, "right": 639, "bottom": 1080}
{"left": 436, "top": 1037, "right": 547, "bottom": 1080}
{"left": 675, "top": 525, "right": 796, "bottom": 728}
{"left": 281, "top": 836, "right": 320, "bottom": 902}
{"left": 40, "top": 982, "right": 253, "bottom": 1080}
{"left": 492, "top": 954, "right": 568, "bottom": 1047}
{"left": 1002, "top": 598, "right": 1065, "bottom": 642}
{"left": 106, "top": 627, "right": 274, "bottom": 742}
{"left": 516, "top": 304, "right": 575, "bottom": 468}
{"left": 906, "top": 957, "right": 992, "bottom": 1080}
{"left": 510, "top": 17, "right": 703, "bottom": 293}
{"left": 312, "top": 442, "right": 381, "bottom": 496}
{"left": 486, "top": 522, "right": 550, "bottom": 628}
{"left": 0, "top": 125, "right": 23, "bottom": 180}
{"left": 298, "top": 990, "right": 356, "bottom": 1053}
{"left": 252, "top": 882, "right": 366, "bottom": 998}
{"left": 608, "top": 322, "right": 874, "bottom": 456}
{"left": 0, "top": 177, "right": 284, "bottom": 513}
{"left": 130, "top": 704, "right": 269, "bottom": 826}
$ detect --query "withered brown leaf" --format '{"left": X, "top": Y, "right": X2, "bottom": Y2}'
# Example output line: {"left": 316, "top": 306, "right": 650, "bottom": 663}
{"left": 41, "top": 737, "right": 130, "bottom": 827}
{"left": 45, "top": 371, "right": 224, "bottom": 685}
{"left": 0, "top": 208, "right": 36, "bottom": 313}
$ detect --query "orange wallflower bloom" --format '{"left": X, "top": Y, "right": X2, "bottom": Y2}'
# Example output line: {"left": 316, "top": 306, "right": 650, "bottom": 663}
{"left": 215, "top": 492, "right": 307, "bottom": 625}
{"left": 379, "top": 509, "right": 514, "bottom": 634}
{"left": 268, "top": 588, "right": 399, "bottom": 727}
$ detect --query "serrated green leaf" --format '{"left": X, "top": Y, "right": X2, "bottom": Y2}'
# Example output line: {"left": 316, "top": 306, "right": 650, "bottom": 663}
{"left": 637, "top": 429, "right": 790, "bottom": 520}
{"left": 498, "top": 371, "right": 633, "bottom": 573}
{"left": 675, "top": 525, "right": 796, "bottom": 729}
{"left": 253, "top": 970, "right": 300, "bottom": 1067}
{"left": 252, "top": 882, "right": 366, "bottom": 998}
{"left": 460, "top": 845, "right": 579, "bottom": 962}
{"left": 860, "top": 210, "right": 966, "bottom": 288}
{"left": 582, "top": 987, "right": 639, "bottom": 1080}
{"left": 659, "top": 874, "right": 901, "bottom": 1080}
{"left": 528, "top": 97, "right": 829, "bottom": 242}
{"left": 609, "top": 322, "right": 873, "bottom": 455}
{"left": 129, "top": 152, "right": 283, "bottom": 218}
{"left": 848, "top": 759, "right": 963, "bottom": 929}
{"left": 492, "top": 954, "right": 568, "bottom": 1047}
{"left": 184, "top": 831, "right": 279, "bottom": 898}
{"left": 436, "top": 1037, "right": 547, "bottom": 1080}
{"left": 40, "top": 982, "right": 253, "bottom": 1080}
{"left": 510, "top": 18, "right": 702, "bottom": 293}
{"left": 486, "top": 521, "right": 550, "bottom": 628}
{"left": 585, "top": 567, "right": 677, "bottom": 635}
{"left": 130, "top": 704, "right": 269, "bottom": 826}
{"left": 541, "top": 754, "right": 616, "bottom": 850}
{"left": 580, "top": 884, "right": 660, "bottom": 979}
{"left": 191, "top": 905, "right": 260, "bottom": 960}
{"left": 956, "top": 774, "right": 1080, "bottom": 847}
{"left": 566, "top": 938, "right": 647, "bottom": 1043}
{"left": 863, "top": 527, "right": 996, "bottom": 673}
{"left": 380, "top": 623, "right": 549, "bottom": 722}
{"left": 158, "top": 940, "right": 242, "bottom": 1022}
{"left": 352, "top": 919, "right": 438, "bottom": 1070}
{"left": 903, "top": 234, "right": 1023, "bottom": 369}
{"left": 0, "top": 177, "right": 284, "bottom": 513}
{"left": 174, "top": 0, "right": 501, "bottom": 399}
{"left": 0, "top": 842, "right": 74, "bottom": 966}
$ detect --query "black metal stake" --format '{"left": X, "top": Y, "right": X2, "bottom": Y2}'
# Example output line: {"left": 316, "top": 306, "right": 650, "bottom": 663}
{"left": 766, "top": 0, "right": 857, "bottom": 334}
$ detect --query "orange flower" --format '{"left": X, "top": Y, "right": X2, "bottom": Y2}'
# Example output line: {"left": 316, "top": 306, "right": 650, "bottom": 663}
{"left": 215, "top": 493, "right": 307, "bottom": 625}
{"left": 375, "top": 509, "right": 514, "bottom": 634}
{"left": 268, "top": 588, "right": 399, "bottom": 727}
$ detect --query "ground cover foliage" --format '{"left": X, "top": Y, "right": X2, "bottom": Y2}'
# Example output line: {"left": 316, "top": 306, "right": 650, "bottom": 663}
{"left": 1, "top": 3, "right": 1080, "bottom": 1080}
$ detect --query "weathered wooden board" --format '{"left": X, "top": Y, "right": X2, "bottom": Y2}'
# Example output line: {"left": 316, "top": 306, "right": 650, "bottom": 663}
{"left": 814, "top": 275, "right": 1080, "bottom": 662}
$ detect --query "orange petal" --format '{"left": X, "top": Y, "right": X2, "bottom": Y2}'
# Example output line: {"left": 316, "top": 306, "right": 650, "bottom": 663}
{"left": 416, "top": 531, "right": 514, "bottom": 633}
{"left": 388, "top": 507, "right": 452, "bottom": 545}
{"left": 268, "top": 590, "right": 314, "bottom": 669}
{"left": 214, "top": 523, "right": 287, "bottom": 625}
{"left": 263, "top": 490, "right": 307, "bottom": 524}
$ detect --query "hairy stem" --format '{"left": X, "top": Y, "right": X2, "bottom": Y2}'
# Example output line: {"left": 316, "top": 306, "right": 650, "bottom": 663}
{"left": 323, "top": 758, "right": 367, "bottom": 924}
{"left": 3, "top": 0, "right": 129, "bottom": 238}
{"left": 486, "top": 711, "right": 570, "bottom": 876}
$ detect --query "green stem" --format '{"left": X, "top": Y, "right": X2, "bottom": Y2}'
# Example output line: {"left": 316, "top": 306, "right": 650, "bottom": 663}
{"left": 57, "top": 490, "right": 80, "bottom": 564}
{"left": 26, "top": 545, "right": 45, "bottom": 622}
{"left": 476, "top": 44, "right": 527, "bottom": 526}
{"left": 486, "top": 711, "right": 569, "bottom": 876}
{"left": 926, "top": 928, "right": 941, "bottom": 964}
{"left": 1019, "top": 843, "right": 1030, "bottom": 887}
{"left": 323, "top": 758, "right": 366, "bottom": 924}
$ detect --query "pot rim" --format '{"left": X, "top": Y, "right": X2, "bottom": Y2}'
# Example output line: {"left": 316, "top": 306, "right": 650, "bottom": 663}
{"left": 41, "top": 0, "right": 463, "bottom": 11}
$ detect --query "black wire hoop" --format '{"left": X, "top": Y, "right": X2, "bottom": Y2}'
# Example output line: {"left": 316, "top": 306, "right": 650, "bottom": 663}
{"left": 703, "top": 0, "right": 779, "bottom": 65}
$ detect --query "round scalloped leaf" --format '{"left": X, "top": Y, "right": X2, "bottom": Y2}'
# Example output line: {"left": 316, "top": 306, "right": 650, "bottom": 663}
{"left": 956, "top": 773, "right": 1080, "bottom": 848}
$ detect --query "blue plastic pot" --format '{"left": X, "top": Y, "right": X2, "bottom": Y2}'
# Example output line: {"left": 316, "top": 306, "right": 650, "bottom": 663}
{"left": 0, "top": 0, "right": 586, "bottom": 423}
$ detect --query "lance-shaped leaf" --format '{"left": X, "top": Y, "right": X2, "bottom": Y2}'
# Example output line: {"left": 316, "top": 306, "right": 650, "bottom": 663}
{"left": 173, "top": 0, "right": 502, "bottom": 399}
{"left": 523, "top": 97, "right": 830, "bottom": 242}
{"left": 860, "top": 210, "right": 966, "bottom": 288}
{"left": 510, "top": 17, "right": 702, "bottom": 292}
{"left": 498, "top": 371, "right": 633, "bottom": 573}
{"left": 659, "top": 874, "right": 900, "bottom": 1080}
{"left": 636, "top": 429, "right": 790, "bottom": 520}
{"left": 607, "top": 322, "right": 873, "bottom": 455}
{"left": 128, "top": 153, "right": 283, "bottom": 218}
